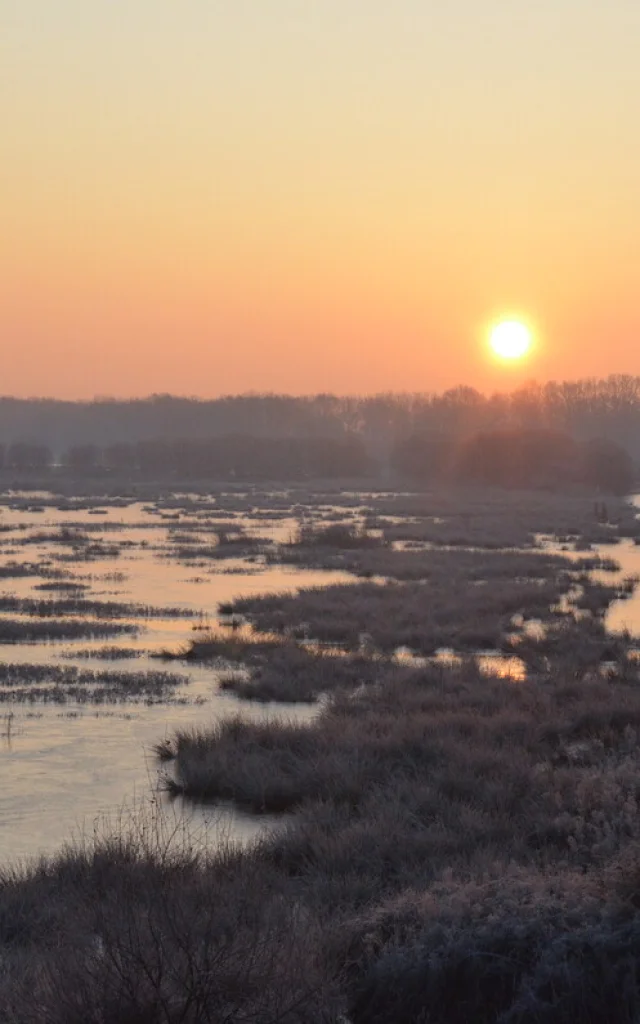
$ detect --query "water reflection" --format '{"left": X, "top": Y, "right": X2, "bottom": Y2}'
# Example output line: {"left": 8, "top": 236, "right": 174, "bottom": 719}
{"left": 395, "top": 645, "right": 527, "bottom": 680}
{"left": 0, "top": 499, "right": 344, "bottom": 863}
{"left": 3, "top": 492, "right": 640, "bottom": 864}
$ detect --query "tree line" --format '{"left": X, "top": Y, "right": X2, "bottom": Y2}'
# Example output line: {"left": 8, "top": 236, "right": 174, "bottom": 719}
{"left": 0, "top": 429, "right": 634, "bottom": 493}
{"left": 0, "top": 436, "right": 371, "bottom": 481}
{"left": 393, "top": 430, "right": 635, "bottom": 495}
{"left": 3, "top": 375, "right": 640, "bottom": 462}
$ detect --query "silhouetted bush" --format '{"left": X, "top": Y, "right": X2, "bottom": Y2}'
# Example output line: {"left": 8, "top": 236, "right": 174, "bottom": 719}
{"left": 295, "top": 521, "right": 383, "bottom": 550}
{"left": 348, "top": 901, "right": 640, "bottom": 1024}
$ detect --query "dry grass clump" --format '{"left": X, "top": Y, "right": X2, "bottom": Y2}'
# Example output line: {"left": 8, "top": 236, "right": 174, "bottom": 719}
{"left": 0, "top": 618, "right": 139, "bottom": 642}
{"left": 62, "top": 646, "right": 142, "bottom": 660}
{"left": 272, "top": 541, "right": 617, "bottom": 582}
{"left": 19, "top": 527, "right": 126, "bottom": 560}
{"left": 21, "top": 527, "right": 95, "bottom": 546}
{"left": 227, "top": 579, "right": 570, "bottom": 655}
{"left": 341, "top": 869, "right": 640, "bottom": 1024}
{"left": 506, "top": 616, "right": 633, "bottom": 676}
{"left": 151, "top": 655, "right": 640, "bottom": 1019}
{"left": 359, "top": 489, "right": 640, "bottom": 549}
{"left": 169, "top": 629, "right": 284, "bottom": 663}
{"left": 0, "top": 663, "right": 189, "bottom": 702}
{"left": 294, "top": 521, "right": 384, "bottom": 550}
{"left": 0, "top": 815, "right": 341, "bottom": 1023}
{"left": 163, "top": 660, "right": 640, "bottom": 830}
{"left": 33, "top": 580, "right": 90, "bottom": 592}
{"left": 573, "top": 576, "right": 637, "bottom": 615}
{"left": 0, "top": 561, "right": 57, "bottom": 579}
{"left": 162, "top": 717, "right": 354, "bottom": 812}
{"left": 0, "top": 595, "right": 196, "bottom": 619}
{"left": 219, "top": 645, "right": 397, "bottom": 703}
{"left": 168, "top": 525, "right": 273, "bottom": 563}
{"left": 228, "top": 539, "right": 635, "bottom": 655}
{"left": 171, "top": 628, "right": 398, "bottom": 702}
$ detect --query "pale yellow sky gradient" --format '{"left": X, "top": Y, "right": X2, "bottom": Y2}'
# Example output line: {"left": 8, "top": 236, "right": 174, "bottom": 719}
{"left": 2, "top": 2, "right": 639, "bottom": 397}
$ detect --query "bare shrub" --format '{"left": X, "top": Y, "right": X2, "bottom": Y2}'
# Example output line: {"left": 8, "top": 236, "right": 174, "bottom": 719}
{"left": 0, "top": 813, "right": 342, "bottom": 1023}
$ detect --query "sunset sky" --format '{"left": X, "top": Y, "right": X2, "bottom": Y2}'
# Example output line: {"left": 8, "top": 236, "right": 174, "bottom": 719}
{"left": 2, "top": 2, "right": 639, "bottom": 399}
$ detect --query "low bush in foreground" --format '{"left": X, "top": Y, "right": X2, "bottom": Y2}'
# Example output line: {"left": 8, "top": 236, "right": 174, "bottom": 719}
{"left": 0, "top": 818, "right": 341, "bottom": 1023}
{"left": 343, "top": 870, "right": 640, "bottom": 1024}
{"left": 8, "top": 655, "right": 640, "bottom": 1020}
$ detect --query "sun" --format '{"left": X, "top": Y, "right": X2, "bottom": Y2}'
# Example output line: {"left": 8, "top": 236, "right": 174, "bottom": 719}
{"left": 488, "top": 319, "right": 533, "bottom": 361}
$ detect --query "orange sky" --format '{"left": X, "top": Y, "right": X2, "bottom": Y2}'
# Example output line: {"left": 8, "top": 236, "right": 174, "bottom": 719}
{"left": 2, "top": 2, "right": 639, "bottom": 398}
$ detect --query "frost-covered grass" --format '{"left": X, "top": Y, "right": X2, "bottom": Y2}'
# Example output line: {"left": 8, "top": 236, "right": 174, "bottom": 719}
{"left": 3, "top": 485, "right": 640, "bottom": 1021}
{"left": 7, "top": 655, "right": 640, "bottom": 1020}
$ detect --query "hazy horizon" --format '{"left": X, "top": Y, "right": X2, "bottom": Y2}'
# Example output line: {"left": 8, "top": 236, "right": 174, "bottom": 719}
{"left": 0, "top": 372, "right": 635, "bottom": 405}
{"left": 4, "top": 2, "right": 639, "bottom": 399}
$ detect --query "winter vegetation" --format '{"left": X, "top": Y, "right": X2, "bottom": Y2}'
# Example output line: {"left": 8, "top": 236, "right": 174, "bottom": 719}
{"left": 3, "top": 482, "right": 640, "bottom": 1020}
{"left": 0, "top": 596, "right": 197, "bottom": 620}
{"left": 225, "top": 547, "right": 621, "bottom": 654}
{"left": 7, "top": 645, "right": 640, "bottom": 1019}
{"left": 0, "top": 617, "right": 139, "bottom": 643}
{"left": 0, "top": 663, "right": 189, "bottom": 703}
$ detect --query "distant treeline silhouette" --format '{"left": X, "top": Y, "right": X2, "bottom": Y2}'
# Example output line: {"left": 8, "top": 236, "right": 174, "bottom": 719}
{"left": 3, "top": 375, "right": 640, "bottom": 461}
{"left": 0, "top": 436, "right": 371, "bottom": 481}
{"left": 393, "top": 430, "right": 634, "bottom": 495}
{"left": 0, "top": 429, "right": 633, "bottom": 493}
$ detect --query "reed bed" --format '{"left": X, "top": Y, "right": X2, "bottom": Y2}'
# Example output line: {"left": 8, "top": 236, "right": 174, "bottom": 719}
{"left": 7, "top": 651, "right": 640, "bottom": 1019}
{"left": 0, "top": 662, "right": 189, "bottom": 702}
{"left": 2, "top": 485, "right": 640, "bottom": 1020}
{"left": 0, "top": 595, "right": 196, "bottom": 619}
{"left": 62, "top": 645, "right": 143, "bottom": 660}
{"left": 226, "top": 578, "right": 570, "bottom": 654}
{"left": 360, "top": 489, "right": 640, "bottom": 548}
{"left": 0, "top": 618, "right": 139, "bottom": 642}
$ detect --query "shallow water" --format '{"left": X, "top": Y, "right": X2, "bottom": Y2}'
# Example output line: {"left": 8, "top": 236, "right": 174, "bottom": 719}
{"left": 395, "top": 645, "right": 527, "bottom": 680}
{"left": 540, "top": 493, "right": 640, "bottom": 636}
{"left": 1, "top": 694, "right": 308, "bottom": 863}
{"left": 0, "top": 499, "right": 349, "bottom": 863}
{"left": 3, "top": 492, "right": 640, "bottom": 865}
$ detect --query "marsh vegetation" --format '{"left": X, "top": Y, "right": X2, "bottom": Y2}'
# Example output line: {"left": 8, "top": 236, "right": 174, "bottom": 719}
{"left": 3, "top": 483, "right": 640, "bottom": 1020}
{"left": 7, "top": 649, "right": 640, "bottom": 1020}
{"left": 0, "top": 662, "right": 190, "bottom": 703}
{"left": 224, "top": 555, "right": 609, "bottom": 654}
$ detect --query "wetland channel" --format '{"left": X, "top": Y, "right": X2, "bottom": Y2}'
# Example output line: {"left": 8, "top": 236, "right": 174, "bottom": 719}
{"left": 2, "top": 490, "right": 640, "bottom": 864}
